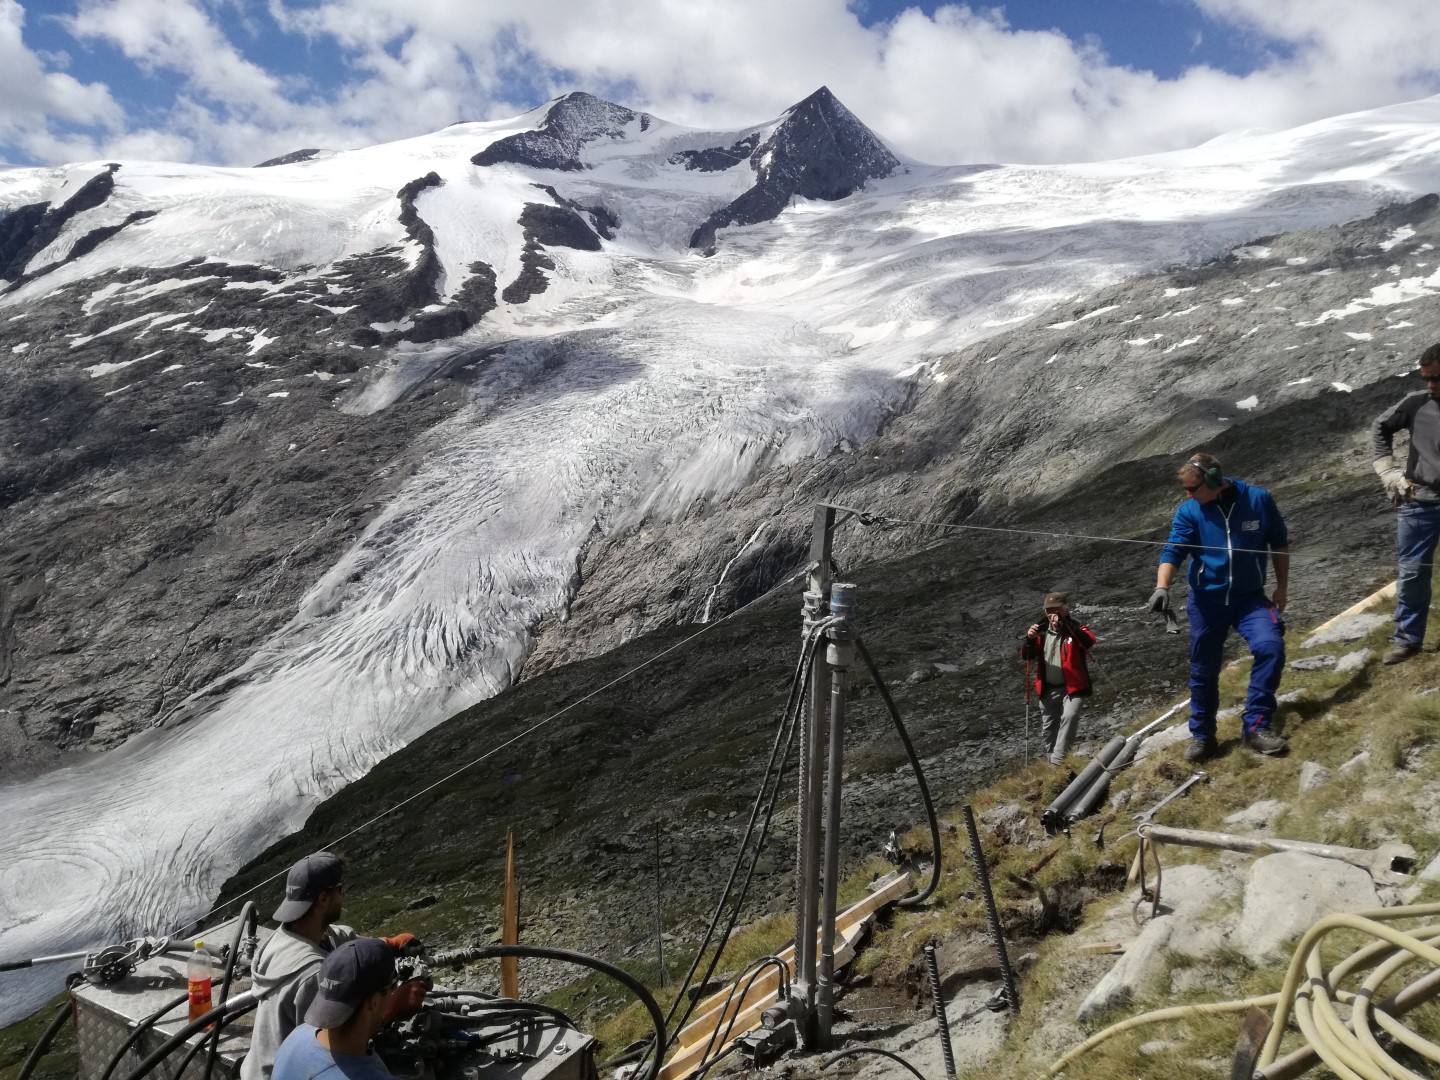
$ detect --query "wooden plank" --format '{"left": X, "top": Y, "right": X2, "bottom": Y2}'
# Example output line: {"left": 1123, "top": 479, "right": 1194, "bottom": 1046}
{"left": 659, "top": 872, "right": 910, "bottom": 1080}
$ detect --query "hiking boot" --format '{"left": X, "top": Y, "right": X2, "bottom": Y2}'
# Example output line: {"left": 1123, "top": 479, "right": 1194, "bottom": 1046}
{"left": 1244, "top": 729, "right": 1288, "bottom": 756}
{"left": 1383, "top": 642, "right": 1422, "bottom": 665}
{"left": 1184, "top": 736, "right": 1218, "bottom": 763}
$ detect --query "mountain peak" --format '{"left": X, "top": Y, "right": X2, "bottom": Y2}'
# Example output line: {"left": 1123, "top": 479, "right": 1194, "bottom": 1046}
{"left": 689, "top": 86, "right": 901, "bottom": 250}
{"left": 473, "top": 91, "right": 652, "bottom": 172}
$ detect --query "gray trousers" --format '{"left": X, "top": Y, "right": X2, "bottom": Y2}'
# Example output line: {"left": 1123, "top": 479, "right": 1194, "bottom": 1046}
{"left": 1038, "top": 684, "right": 1082, "bottom": 765}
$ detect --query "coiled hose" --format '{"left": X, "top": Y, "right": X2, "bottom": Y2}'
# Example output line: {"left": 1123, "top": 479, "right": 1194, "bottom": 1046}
{"left": 855, "top": 636, "right": 941, "bottom": 907}
{"left": 1045, "top": 901, "right": 1440, "bottom": 1078}
{"left": 434, "top": 944, "right": 666, "bottom": 1080}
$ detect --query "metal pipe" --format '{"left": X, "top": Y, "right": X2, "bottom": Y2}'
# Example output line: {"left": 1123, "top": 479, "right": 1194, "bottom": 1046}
{"left": 1138, "top": 824, "right": 1417, "bottom": 883}
{"left": 1041, "top": 735, "right": 1126, "bottom": 835}
{"left": 963, "top": 805, "right": 1019, "bottom": 1011}
{"left": 924, "top": 942, "right": 956, "bottom": 1079}
{"left": 815, "top": 583, "right": 855, "bottom": 1049}
{"left": 794, "top": 503, "right": 834, "bottom": 1049}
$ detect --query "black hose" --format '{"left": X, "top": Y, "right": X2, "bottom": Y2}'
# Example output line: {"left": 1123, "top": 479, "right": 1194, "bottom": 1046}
{"left": 171, "top": 995, "right": 258, "bottom": 1078}
{"left": 646, "top": 620, "right": 831, "bottom": 1070}
{"left": 855, "top": 636, "right": 942, "bottom": 906}
{"left": 99, "top": 992, "right": 189, "bottom": 1080}
{"left": 427, "top": 998, "right": 580, "bottom": 1029}
{"left": 686, "top": 1041, "right": 738, "bottom": 1080}
{"left": 656, "top": 630, "right": 821, "bottom": 1058}
{"left": 697, "top": 956, "right": 790, "bottom": 1067}
{"left": 822, "top": 1046, "right": 927, "bottom": 1080}
{"left": 18, "top": 999, "right": 72, "bottom": 1080}
{"left": 434, "top": 945, "right": 666, "bottom": 1080}
{"left": 120, "top": 992, "right": 258, "bottom": 1080}
{"left": 204, "top": 902, "right": 256, "bottom": 1080}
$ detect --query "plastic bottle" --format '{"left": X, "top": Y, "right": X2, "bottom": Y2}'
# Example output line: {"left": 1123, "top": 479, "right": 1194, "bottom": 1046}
{"left": 188, "top": 940, "right": 213, "bottom": 1022}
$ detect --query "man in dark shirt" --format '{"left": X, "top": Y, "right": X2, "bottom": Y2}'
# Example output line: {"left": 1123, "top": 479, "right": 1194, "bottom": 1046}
{"left": 1372, "top": 342, "right": 1440, "bottom": 664}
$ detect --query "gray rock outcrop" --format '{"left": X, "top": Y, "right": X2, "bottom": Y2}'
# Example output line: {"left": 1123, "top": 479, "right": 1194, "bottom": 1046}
{"left": 1233, "top": 851, "right": 1381, "bottom": 960}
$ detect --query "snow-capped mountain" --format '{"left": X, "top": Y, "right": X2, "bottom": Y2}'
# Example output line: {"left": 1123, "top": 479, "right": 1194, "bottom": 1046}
{"left": 3, "top": 87, "right": 1440, "bottom": 1022}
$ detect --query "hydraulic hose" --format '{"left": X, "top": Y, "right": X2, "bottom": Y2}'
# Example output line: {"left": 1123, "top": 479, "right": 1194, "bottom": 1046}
{"left": 822, "top": 1046, "right": 927, "bottom": 1080}
{"left": 120, "top": 991, "right": 258, "bottom": 1080}
{"left": 17, "top": 998, "right": 73, "bottom": 1080}
{"left": 696, "top": 956, "right": 791, "bottom": 1067}
{"left": 855, "top": 636, "right": 941, "bottom": 907}
{"left": 433, "top": 945, "right": 666, "bottom": 1080}
{"left": 1045, "top": 901, "right": 1440, "bottom": 1078}
{"left": 99, "top": 992, "right": 189, "bottom": 1080}
{"left": 647, "top": 619, "right": 833, "bottom": 1072}
{"left": 204, "top": 901, "right": 256, "bottom": 1080}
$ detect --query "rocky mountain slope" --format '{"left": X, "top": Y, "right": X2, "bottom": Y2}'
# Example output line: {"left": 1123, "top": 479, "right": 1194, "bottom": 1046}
{"left": 212, "top": 197, "right": 1436, "bottom": 1021}
{"left": 4, "top": 88, "right": 1440, "bottom": 1020}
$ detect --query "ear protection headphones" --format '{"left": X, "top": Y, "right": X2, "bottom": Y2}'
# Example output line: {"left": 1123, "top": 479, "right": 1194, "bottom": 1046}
{"left": 1186, "top": 458, "right": 1223, "bottom": 490}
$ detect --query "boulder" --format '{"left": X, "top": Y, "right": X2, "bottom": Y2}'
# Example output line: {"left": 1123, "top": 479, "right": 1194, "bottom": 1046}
{"left": 1135, "top": 721, "right": 1191, "bottom": 761}
{"left": 1335, "top": 648, "right": 1372, "bottom": 673}
{"left": 1288, "top": 654, "right": 1335, "bottom": 671}
{"left": 1233, "top": 851, "right": 1381, "bottom": 960}
{"left": 1301, "top": 614, "right": 1389, "bottom": 648}
{"left": 1076, "top": 864, "right": 1230, "bottom": 1021}
{"left": 1298, "top": 762, "right": 1333, "bottom": 792}
{"left": 1225, "top": 799, "right": 1285, "bottom": 828}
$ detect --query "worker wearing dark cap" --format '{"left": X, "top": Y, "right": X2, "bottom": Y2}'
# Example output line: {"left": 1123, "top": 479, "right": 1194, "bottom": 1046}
{"left": 271, "top": 938, "right": 398, "bottom": 1080}
{"left": 241, "top": 853, "right": 416, "bottom": 1080}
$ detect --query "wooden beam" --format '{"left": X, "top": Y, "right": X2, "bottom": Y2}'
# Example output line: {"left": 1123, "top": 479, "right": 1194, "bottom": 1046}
{"left": 501, "top": 829, "right": 519, "bottom": 999}
{"left": 659, "top": 872, "right": 910, "bottom": 1080}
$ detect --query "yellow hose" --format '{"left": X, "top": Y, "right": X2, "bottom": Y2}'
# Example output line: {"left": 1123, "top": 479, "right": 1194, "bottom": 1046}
{"left": 1043, "top": 902, "right": 1440, "bottom": 1078}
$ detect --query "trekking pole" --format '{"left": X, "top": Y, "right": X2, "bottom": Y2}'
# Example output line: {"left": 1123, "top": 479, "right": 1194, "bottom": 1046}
{"left": 1023, "top": 657, "right": 1032, "bottom": 766}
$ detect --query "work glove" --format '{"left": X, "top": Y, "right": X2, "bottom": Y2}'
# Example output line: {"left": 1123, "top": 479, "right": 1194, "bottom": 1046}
{"left": 382, "top": 979, "right": 429, "bottom": 1024}
{"left": 1374, "top": 456, "right": 1412, "bottom": 501}
{"left": 383, "top": 933, "right": 422, "bottom": 956}
{"left": 1148, "top": 587, "right": 1180, "bottom": 634}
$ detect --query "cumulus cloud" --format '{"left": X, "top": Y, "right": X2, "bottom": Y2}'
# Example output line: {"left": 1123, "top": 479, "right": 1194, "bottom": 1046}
{"left": 0, "top": 0, "right": 123, "bottom": 162}
{"left": 6, "top": 0, "right": 1440, "bottom": 167}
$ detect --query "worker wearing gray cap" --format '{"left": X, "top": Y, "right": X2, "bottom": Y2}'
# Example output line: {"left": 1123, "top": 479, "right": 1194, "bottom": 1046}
{"left": 271, "top": 938, "right": 398, "bottom": 1080}
{"left": 241, "top": 853, "right": 414, "bottom": 1080}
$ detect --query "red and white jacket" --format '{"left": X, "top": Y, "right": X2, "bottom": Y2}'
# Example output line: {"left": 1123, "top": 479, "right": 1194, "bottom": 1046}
{"left": 1019, "top": 619, "right": 1096, "bottom": 697}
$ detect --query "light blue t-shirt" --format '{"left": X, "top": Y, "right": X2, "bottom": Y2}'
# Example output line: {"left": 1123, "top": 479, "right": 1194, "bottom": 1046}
{"left": 270, "top": 1024, "right": 392, "bottom": 1080}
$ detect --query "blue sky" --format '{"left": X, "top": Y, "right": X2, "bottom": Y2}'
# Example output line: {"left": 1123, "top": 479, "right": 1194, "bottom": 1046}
{"left": 2, "top": 1, "right": 1438, "bottom": 168}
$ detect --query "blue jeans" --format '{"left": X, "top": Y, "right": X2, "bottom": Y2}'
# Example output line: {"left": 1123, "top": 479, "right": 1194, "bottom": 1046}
{"left": 1395, "top": 500, "right": 1440, "bottom": 646}
{"left": 1187, "top": 591, "right": 1286, "bottom": 738}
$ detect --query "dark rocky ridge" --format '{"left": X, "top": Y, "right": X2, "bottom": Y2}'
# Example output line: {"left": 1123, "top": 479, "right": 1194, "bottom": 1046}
{"left": 670, "top": 134, "right": 760, "bottom": 173}
{"left": 254, "top": 149, "right": 326, "bottom": 168}
{"left": 0, "top": 253, "right": 484, "bottom": 776}
{"left": 689, "top": 87, "right": 902, "bottom": 251}
{"left": 1, "top": 164, "right": 120, "bottom": 282}
{"left": 472, "top": 92, "right": 651, "bottom": 172}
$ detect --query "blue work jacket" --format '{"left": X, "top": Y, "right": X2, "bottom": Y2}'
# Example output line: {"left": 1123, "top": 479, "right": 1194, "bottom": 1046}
{"left": 1159, "top": 478, "right": 1288, "bottom": 604}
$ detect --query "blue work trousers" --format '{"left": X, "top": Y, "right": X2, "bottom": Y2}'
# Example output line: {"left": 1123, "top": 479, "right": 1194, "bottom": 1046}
{"left": 1394, "top": 500, "right": 1440, "bottom": 646}
{"left": 1187, "top": 591, "right": 1285, "bottom": 738}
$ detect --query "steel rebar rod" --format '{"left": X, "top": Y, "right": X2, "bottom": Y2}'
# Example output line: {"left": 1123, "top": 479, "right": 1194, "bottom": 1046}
{"left": 924, "top": 941, "right": 956, "bottom": 1079}
{"left": 962, "top": 805, "right": 1019, "bottom": 1011}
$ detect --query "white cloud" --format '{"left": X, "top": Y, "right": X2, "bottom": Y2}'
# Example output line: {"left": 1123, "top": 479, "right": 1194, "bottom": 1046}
{"left": 5, "top": 0, "right": 1440, "bottom": 167}
{"left": 0, "top": 0, "right": 123, "bottom": 162}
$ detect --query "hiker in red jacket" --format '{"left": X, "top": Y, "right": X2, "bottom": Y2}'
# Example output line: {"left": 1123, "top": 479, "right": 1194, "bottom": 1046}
{"left": 1019, "top": 591, "right": 1096, "bottom": 766}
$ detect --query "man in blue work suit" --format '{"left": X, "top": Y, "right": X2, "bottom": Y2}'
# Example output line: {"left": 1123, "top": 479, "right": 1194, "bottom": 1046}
{"left": 1147, "top": 453, "right": 1290, "bottom": 762}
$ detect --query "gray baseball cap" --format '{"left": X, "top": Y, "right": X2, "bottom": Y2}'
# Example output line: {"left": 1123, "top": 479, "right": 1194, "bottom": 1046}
{"left": 272, "top": 852, "right": 344, "bottom": 923}
{"left": 304, "top": 938, "right": 395, "bottom": 1028}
